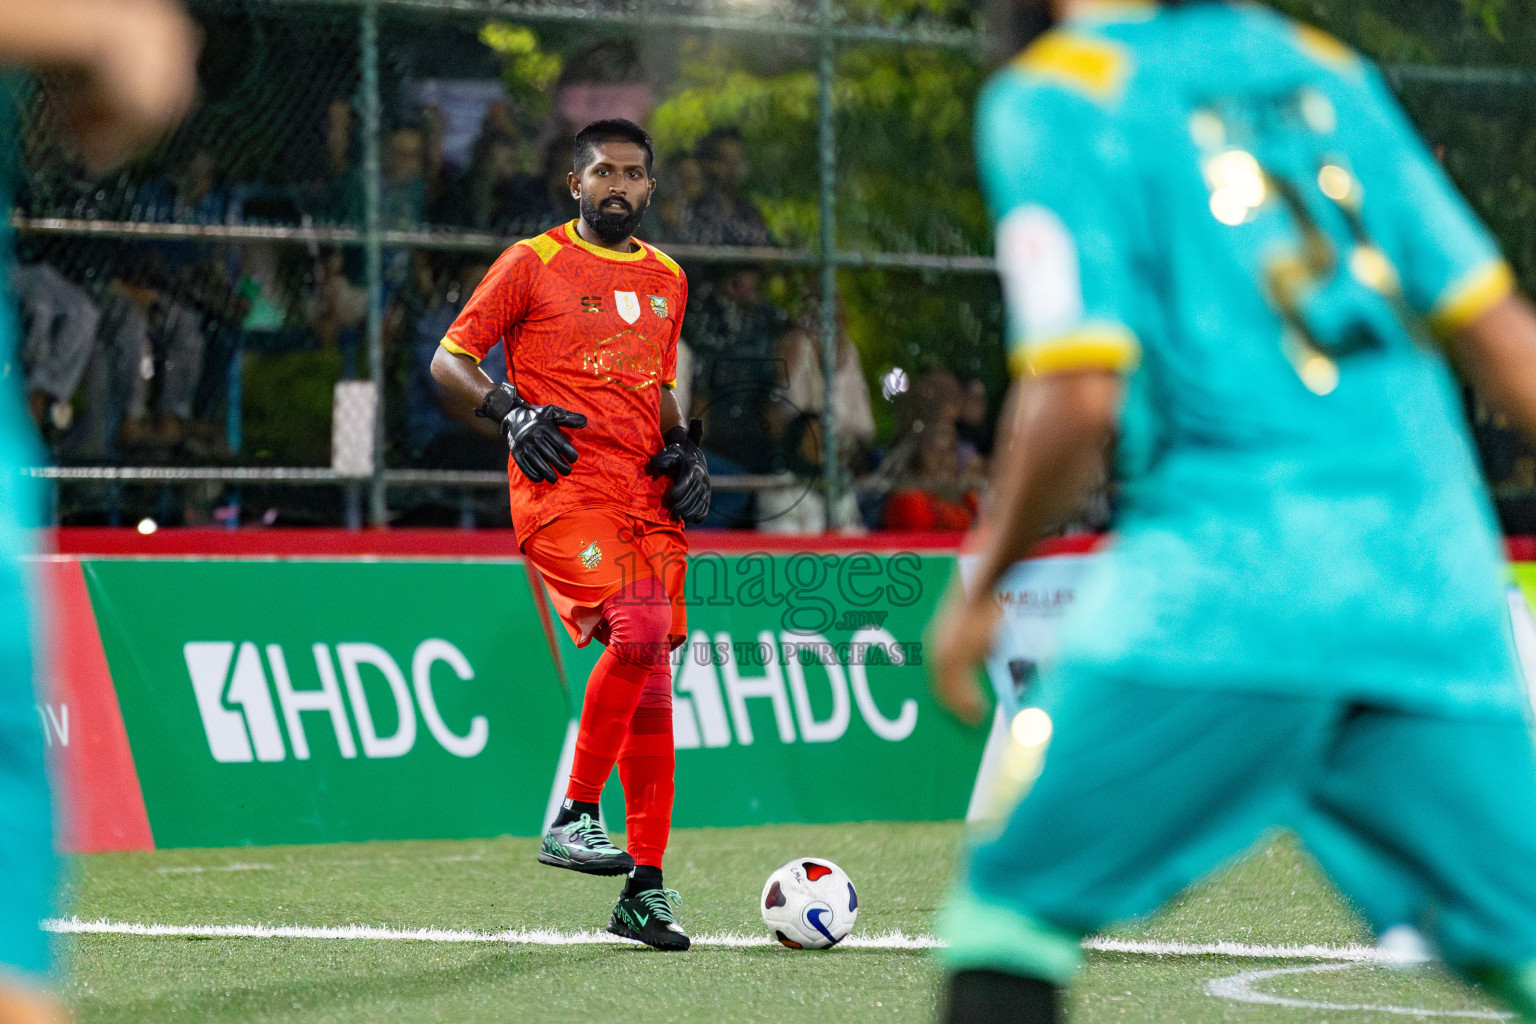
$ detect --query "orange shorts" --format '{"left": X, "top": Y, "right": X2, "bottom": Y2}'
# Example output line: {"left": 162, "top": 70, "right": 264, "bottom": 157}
{"left": 523, "top": 506, "right": 688, "bottom": 648}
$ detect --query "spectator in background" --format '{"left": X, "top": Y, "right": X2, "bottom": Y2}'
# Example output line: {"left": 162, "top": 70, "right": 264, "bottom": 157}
{"left": 325, "top": 110, "right": 441, "bottom": 321}
{"left": 758, "top": 299, "right": 876, "bottom": 534}
{"left": 406, "top": 255, "right": 508, "bottom": 468}
{"left": 68, "top": 147, "right": 242, "bottom": 455}
{"left": 79, "top": 271, "right": 208, "bottom": 452}
{"left": 651, "top": 152, "right": 704, "bottom": 244}
{"left": 129, "top": 146, "right": 248, "bottom": 454}
{"left": 503, "top": 132, "right": 578, "bottom": 236}
{"left": 133, "top": 146, "right": 228, "bottom": 224}
{"left": 871, "top": 369, "right": 980, "bottom": 530}
{"left": 693, "top": 129, "right": 773, "bottom": 247}
{"left": 453, "top": 130, "right": 523, "bottom": 232}
{"left": 301, "top": 248, "right": 368, "bottom": 350}
{"left": 956, "top": 376, "right": 994, "bottom": 467}
{"left": 326, "top": 105, "right": 440, "bottom": 230}
{"left": 381, "top": 121, "right": 436, "bottom": 228}
{"left": 686, "top": 266, "right": 788, "bottom": 475}
{"left": 10, "top": 263, "right": 99, "bottom": 441}
{"left": 882, "top": 369, "right": 962, "bottom": 472}
{"left": 881, "top": 416, "right": 979, "bottom": 531}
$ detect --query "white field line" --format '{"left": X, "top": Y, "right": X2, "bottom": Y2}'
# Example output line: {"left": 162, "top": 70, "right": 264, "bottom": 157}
{"left": 154, "top": 863, "right": 275, "bottom": 875}
{"left": 1205, "top": 963, "right": 1513, "bottom": 1020}
{"left": 1084, "top": 937, "right": 1419, "bottom": 964}
{"left": 43, "top": 918, "right": 935, "bottom": 948}
{"left": 41, "top": 917, "right": 1412, "bottom": 960}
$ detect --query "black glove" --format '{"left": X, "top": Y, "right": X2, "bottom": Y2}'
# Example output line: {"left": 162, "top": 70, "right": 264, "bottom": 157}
{"left": 475, "top": 383, "right": 587, "bottom": 484}
{"left": 647, "top": 418, "right": 711, "bottom": 523}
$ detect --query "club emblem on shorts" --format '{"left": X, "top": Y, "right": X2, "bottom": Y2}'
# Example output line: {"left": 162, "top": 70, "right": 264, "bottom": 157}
{"left": 578, "top": 541, "right": 603, "bottom": 570}
{"left": 649, "top": 294, "right": 668, "bottom": 319}
{"left": 615, "top": 291, "right": 641, "bottom": 324}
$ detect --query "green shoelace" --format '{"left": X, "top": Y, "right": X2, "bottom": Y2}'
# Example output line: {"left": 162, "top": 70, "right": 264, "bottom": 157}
{"left": 568, "top": 814, "right": 619, "bottom": 851}
{"left": 631, "top": 888, "right": 683, "bottom": 923}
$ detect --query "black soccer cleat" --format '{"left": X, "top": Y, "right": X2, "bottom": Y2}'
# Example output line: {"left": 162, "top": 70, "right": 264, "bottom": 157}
{"left": 607, "top": 887, "right": 690, "bottom": 951}
{"left": 537, "top": 814, "right": 635, "bottom": 876}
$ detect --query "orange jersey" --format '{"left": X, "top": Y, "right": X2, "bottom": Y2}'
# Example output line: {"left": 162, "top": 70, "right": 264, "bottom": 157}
{"left": 441, "top": 220, "right": 689, "bottom": 545}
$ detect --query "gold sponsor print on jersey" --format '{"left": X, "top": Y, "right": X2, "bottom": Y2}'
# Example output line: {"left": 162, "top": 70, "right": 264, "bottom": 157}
{"left": 583, "top": 329, "right": 665, "bottom": 390}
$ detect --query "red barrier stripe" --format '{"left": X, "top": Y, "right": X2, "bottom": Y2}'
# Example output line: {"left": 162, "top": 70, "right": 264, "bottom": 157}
{"left": 48, "top": 529, "right": 1536, "bottom": 561}
{"left": 39, "top": 560, "right": 154, "bottom": 853}
{"left": 47, "top": 527, "right": 970, "bottom": 557}
{"left": 49, "top": 527, "right": 523, "bottom": 559}
{"left": 45, "top": 527, "right": 1102, "bottom": 558}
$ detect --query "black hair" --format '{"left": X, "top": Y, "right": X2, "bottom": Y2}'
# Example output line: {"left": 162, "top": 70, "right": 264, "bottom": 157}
{"left": 572, "top": 118, "right": 655, "bottom": 176}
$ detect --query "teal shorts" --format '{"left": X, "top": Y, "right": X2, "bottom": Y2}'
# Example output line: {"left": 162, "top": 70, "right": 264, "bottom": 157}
{"left": 0, "top": 549, "right": 53, "bottom": 982}
{"left": 940, "top": 675, "right": 1536, "bottom": 985}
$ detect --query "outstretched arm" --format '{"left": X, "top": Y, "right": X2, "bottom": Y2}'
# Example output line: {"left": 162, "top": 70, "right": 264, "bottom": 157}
{"left": 0, "top": 0, "right": 196, "bottom": 170}
{"left": 1449, "top": 293, "right": 1536, "bottom": 445}
{"left": 928, "top": 369, "right": 1121, "bottom": 724}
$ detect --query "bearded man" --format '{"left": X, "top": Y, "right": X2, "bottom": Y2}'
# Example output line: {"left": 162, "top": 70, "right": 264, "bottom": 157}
{"left": 431, "top": 117, "right": 709, "bottom": 951}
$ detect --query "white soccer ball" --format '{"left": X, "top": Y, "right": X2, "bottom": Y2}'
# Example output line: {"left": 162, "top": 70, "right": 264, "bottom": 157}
{"left": 761, "top": 857, "right": 858, "bottom": 949}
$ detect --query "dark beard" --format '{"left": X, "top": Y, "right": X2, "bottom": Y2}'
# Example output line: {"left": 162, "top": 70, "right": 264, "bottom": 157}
{"left": 579, "top": 192, "right": 646, "bottom": 245}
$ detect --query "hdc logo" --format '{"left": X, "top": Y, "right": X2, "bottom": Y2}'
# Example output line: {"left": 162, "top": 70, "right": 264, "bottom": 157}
{"left": 183, "top": 640, "right": 489, "bottom": 763}
{"left": 672, "top": 627, "right": 918, "bottom": 749}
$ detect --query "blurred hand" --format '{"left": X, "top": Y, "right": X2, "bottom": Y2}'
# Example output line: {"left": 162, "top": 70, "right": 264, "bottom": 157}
{"left": 927, "top": 583, "right": 999, "bottom": 727}
{"left": 63, "top": 0, "right": 197, "bottom": 171}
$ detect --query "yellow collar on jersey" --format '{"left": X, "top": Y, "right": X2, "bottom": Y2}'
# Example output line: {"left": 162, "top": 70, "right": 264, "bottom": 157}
{"left": 565, "top": 220, "right": 648, "bottom": 262}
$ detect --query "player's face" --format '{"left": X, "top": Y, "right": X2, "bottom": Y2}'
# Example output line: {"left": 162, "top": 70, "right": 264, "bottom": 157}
{"left": 569, "top": 141, "right": 655, "bottom": 243}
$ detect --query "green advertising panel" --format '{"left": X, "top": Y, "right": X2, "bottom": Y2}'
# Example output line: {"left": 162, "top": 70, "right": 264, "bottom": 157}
{"left": 553, "top": 551, "right": 989, "bottom": 829}
{"left": 1513, "top": 564, "right": 1536, "bottom": 607}
{"left": 84, "top": 559, "right": 570, "bottom": 848}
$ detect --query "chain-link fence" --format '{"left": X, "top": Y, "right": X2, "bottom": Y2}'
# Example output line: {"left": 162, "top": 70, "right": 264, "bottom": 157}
{"left": 10, "top": 0, "right": 1536, "bottom": 534}
{"left": 8, "top": 0, "right": 1000, "bottom": 531}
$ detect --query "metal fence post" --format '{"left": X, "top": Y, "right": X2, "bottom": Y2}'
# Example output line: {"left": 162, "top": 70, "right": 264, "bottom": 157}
{"left": 816, "top": 0, "right": 842, "bottom": 532}
{"left": 361, "top": 0, "right": 387, "bottom": 527}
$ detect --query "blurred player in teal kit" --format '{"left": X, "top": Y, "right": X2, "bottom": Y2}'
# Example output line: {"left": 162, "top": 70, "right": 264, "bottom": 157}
{"left": 0, "top": 3, "right": 192, "bottom": 1021}
{"left": 929, "top": 1, "right": 1536, "bottom": 1021}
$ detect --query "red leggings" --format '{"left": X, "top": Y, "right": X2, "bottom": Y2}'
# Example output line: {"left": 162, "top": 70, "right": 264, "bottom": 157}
{"left": 564, "top": 575, "right": 675, "bottom": 869}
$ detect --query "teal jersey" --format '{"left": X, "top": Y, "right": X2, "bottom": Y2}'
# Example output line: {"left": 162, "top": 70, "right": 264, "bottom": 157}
{"left": 978, "top": 2, "right": 1523, "bottom": 714}
{"left": 0, "top": 75, "right": 53, "bottom": 984}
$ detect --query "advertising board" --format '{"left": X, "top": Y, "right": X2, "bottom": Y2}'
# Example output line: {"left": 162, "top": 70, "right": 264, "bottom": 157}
{"left": 82, "top": 559, "right": 570, "bottom": 846}
{"left": 549, "top": 550, "right": 991, "bottom": 829}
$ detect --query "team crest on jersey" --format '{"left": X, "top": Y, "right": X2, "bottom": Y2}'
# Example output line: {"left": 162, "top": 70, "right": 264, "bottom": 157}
{"left": 615, "top": 291, "right": 641, "bottom": 324}
{"left": 578, "top": 541, "right": 603, "bottom": 570}
{"left": 649, "top": 295, "right": 668, "bottom": 319}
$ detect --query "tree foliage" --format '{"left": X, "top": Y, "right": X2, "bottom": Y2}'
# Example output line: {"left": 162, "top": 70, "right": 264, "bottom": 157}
{"left": 512, "top": 2, "right": 1536, "bottom": 440}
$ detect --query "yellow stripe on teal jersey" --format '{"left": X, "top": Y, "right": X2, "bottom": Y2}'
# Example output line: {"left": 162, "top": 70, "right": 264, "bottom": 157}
{"left": 1430, "top": 260, "right": 1515, "bottom": 339}
{"left": 1009, "top": 323, "right": 1141, "bottom": 377}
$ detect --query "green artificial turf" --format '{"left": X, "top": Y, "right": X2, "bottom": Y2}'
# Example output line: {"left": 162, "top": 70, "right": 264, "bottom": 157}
{"left": 56, "top": 823, "right": 1516, "bottom": 1023}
